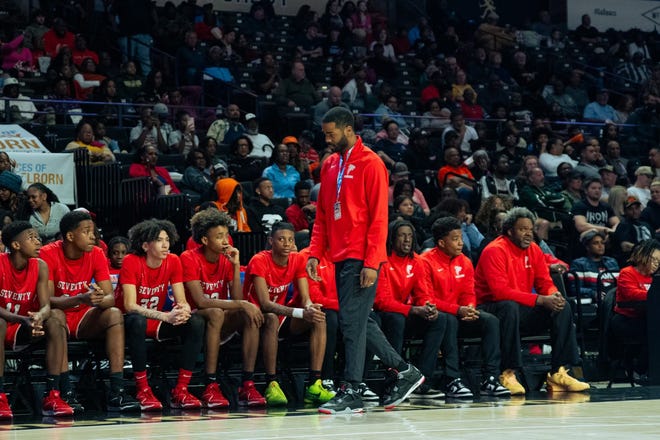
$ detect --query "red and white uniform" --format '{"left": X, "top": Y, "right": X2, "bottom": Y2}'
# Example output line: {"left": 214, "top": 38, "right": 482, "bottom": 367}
{"left": 374, "top": 253, "right": 431, "bottom": 316}
{"left": 420, "top": 248, "right": 475, "bottom": 315}
{"left": 181, "top": 248, "right": 234, "bottom": 309}
{"left": 475, "top": 236, "right": 556, "bottom": 307}
{"left": 298, "top": 248, "right": 338, "bottom": 311}
{"left": 244, "top": 250, "right": 306, "bottom": 319}
{"left": 309, "top": 137, "right": 389, "bottom": 270}
{"left": 40, "top": 241, "right": 110, "bottom": 337}
{"left": 118, "top": 253, "right": 183, "bottom": 339}
{"left": 615, "top": 266, "right": 651, "bottom": 319}
{"left": 0, "top": 254, "right": 40, "bottom": 348}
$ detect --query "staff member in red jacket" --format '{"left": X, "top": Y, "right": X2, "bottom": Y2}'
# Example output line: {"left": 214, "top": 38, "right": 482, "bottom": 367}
{"left": 308, "top": 107, "right": 424, "bottom": 414}
{"left": 421, "top": 217, "right": 509, "bottom": 398}
{"left": 475, "top": 207, "right": 589, "bottom": 394}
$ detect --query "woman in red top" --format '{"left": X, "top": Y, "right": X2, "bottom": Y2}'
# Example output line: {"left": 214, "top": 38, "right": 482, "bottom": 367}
{"left": 128, "top": 145, "right": 180, "bottom": 194}
{"left": 612, "top": 239, "right": 660, "bottom": 369}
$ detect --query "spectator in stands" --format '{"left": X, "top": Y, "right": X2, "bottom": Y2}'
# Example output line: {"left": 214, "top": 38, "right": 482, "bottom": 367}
{"left": 65, "top": 120, "right": 116, "bottom": 165}
{"left": 519, "top": 166, "right": 570, "bottom": 216}
{"left": 452, "top": 70, "right": 477, "bottom": 103}
{"left": 90, "top": 78, "right": 121, "bottom": 126}
{"left": 43, "top": 18, "right": 75, "bottom": 58}
{"left": 641, "top": 180, "right": 660, "bottom": 234}
{"left": 143, "top": 69, "right": 170, "bottom": 104}
{"left": 26, "top": 183, "right": 70, "bottom": 243}
{"left": 70, "top": 34, "right": 98, "bottom": 67}
{"left": 206, "top": 104, "right": 243, "bottom": 147}
{"left": 313, "top": 86, "right": 350, "bottom": 130}
{"left": 573, "top": 177, "right": 619, "bottom": 235}
{"left": 213, "top": 178, "right": 251, "bottom": 232}
{"left": 613, "top": 94, "right": 635, "bottom": 124}
{"left": 40, "top": 211, "right": 138, "bottom": 413}
{"left": 119, "top": 219, "right": 203, "bottom": 410}
{"left": 616, "top": 52, "right": 651, "bottom": 86}
{"left": 480, "top": 153, "right": 519, "bottom": 201}
{"left": 182, "top": 209, "right": 265, "bottom": 408}
{"left": 341, "top": 67, "right": 376, "bottom": 113}
{"left": 286, "top": 138, "right": 312, "bottom": 182}
{"left": 92, "top": 120, "right": 121, "bottom": 154}
{"left": 244, "top": 222, "right": 331, "bottom": 407}
{"left": 296, "top": 22, "right": 324, "bottom": 59}
{"left": 438, "top": 146, "right": 476, "bottom": 201}
{"left": 478, "top": 74, "right": 509, "bottom": 115}
{"left": 351, "top": 0, "right": 372, "bottom": 43}
{"left": 574, "top": 141, "right": 602, "bottom": 180}
{"left": 604, "top": 140, "right": 629, "bottom": 185}
{"left": 564, "top": 70, "right": 590, "bottom": 113}
{"left": 23, "top": 9, "right": 48, "bottom": 55}
{"left": 442, "top": 111, "right": 479, "bottom": 156}
{"left": 286, "top": 181, "right": 315, "bottom": 232}
{"left": 367, "top": 42, "right": 397, "bottom": 81}
{"left": 181, "top": 149, "right": 215, "bottom": 200}
{"left": 253, "top": 52, "right": 281, "bottom": 96}
{"left": 1, "top": 33, "right": 33, "bottom": 76}
{"left": 388, "top": 163, "right": 430, "bottom": 214}
{"left": 599, "top": 165, "right": 618, "bottom": 202}
{"left": 574, "top": 14, "right": 601, "bottom": 44}
{"left": 612, "top": 239, "right": 660, "bottom": 370}
{"left": 0, "top": 221, "right": 73, "bottom": 419}
{"left": 476, "top": 207, "right": 588, "bottom": 395}
{"left": 545, "top": 79, "right": 580, "bottom": 119}
{"left": 420, "top": 217, "right": 510, "bottom": 398}
{"left": 373, "top": 93, "right": 409, "bottom": 132}
{"left": 0, "top": 171, "right": 25, "bottom": 219}
{"left": 262, "top": 144, "right": 300, "bottom": 199}
{"left": 583, "top": 89, "right": 616, "bottom": 123}
{"left": 320, "top": 0, "right": 343, "bottom": 34}
{"left": 116, "top": 60, "right": 145, "bottom": 102}
{"left": 130, "top": 107, "right": 169, "bottom": 153}
{"left": 612, "top": 195, "right": 653, "bottom": 265}
{"left": 628, "top": 166, "right": 653, "bottom": 208}
{"left": 374, "top": 120, "right": 408, "bottom": 168}
{"left": 112, "top": 0, "right": 154, "bottom": 75}
{"left": 570, "top": 229, "right": 619, "bottom": 301}
{"left": 228, "top": 136, "right": 265, "bottom": 183}
{"left": 420, "top": 98, "right": 451, "bottom": 133}
{"left": 559, "top": 169, "right": 583, "bottom": 209}
{"left": 242, "top": 114, "right": 273, "bottom": 160}
{"left": 168, "top": 110, "right": 199, "bottom": 156}
{"left": 1, "top": 77, "right": 37, "bottom": 123}
{"left": 369, "top": 27, "right": 397, "bottom": 63}
{"left": 246, "top": 177, "right": 286, "bottom": 233}
{"left": 459, "top": 88, "right": 485, "bottom": 120}
{"left": 129, "top": 145, "right": 181, "bottom": 195}
{"left": 274, "top": 60, "right": 320, "bottom": 110}
{"left": 540, "top": 137, "right": 577, "bottom": 178}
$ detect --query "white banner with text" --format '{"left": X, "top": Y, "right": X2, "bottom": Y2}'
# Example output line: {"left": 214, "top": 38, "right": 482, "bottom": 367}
{"left": 12, "top": 152, "right": 76, "bottom": 205}
{"left": 568, "top": 0, "right": 660, "bottom": 32}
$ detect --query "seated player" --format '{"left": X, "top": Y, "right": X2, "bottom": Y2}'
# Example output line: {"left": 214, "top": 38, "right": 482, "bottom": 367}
{"left": 372, "top": 219, "right": 446, "bottom": 398}
{"left": 244, "top": 222, "right": 332, "bottom": 406}
{"left": 420, "top": 217, "right": 510, "bottom": 398}
{"left": 107, "top": 236, "right": 130, "bottom": 291}
{"left": 181, "top": 209, "right": 266, "bottom": 408}
{"left": 0, "top": 221, "right": 73, "bottom": 418}
{"left": 119, "top": 219, "right": 205, "bottom": 411}
{"left": 40, "top": 211, "right": 138, "bottom": 413}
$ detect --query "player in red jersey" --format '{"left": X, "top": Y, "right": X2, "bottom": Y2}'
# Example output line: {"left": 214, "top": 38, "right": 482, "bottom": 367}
{"left": 40, "top": 211, "right": 139, "bottom": 413}
{"left": 119, "top": 219, "right": 204, "bottom": 411}
{"left": 182, "top": 209, "right": 266, "bottom": 408}
{"left": 244, "top": 222, "right": 331, "bottom": 406}
{"left": 0, "top": 221, "right": 73, "bottom": 418}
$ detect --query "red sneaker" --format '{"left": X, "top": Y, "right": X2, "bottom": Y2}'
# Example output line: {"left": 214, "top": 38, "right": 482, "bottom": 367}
{"left": 238, "top": 380, "right": 266, "bottom": 407}
{"left": 170, "top": 386, "right": 201, "bottom": 409}
{"left": 0, "top": 393, "right": 12, "bottom": 419}
{"left": 136, "top": 387, "right": 163, "bottom": 412}
{"left": 201, "top": 382, "right": 230, "bottom": 409}
{"left": 42, "top": 390, "right": 74, "bottom": 417}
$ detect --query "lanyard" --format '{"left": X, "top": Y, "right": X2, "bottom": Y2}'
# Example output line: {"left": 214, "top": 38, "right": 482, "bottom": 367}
{"left": 336, "top": 147, "right": 354, "bottom": 202}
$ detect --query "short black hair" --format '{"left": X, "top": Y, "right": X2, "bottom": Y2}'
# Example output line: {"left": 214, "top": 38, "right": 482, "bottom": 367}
{"left": 2, "top": 221, "right": 34, "bottom": 250}
{"left": 322, "top": 106, "right": 354, "bottom": 128}
{"left": 128, "top": 219, "right": 179, "bottom": 255}
{"left": 253, "top": 177, "right": 271, "bottom": 194}
{"left": 294, "top": 180, "right": 312, "bottom": 194}
{"left": 107, "top": 236, "right": 130, "bottom": 257}
{"left": 432, "top": 216, "right": 462, "bottom": 243}
{"left": 190, "top": 209, "right": 232, "bottom": 244}
{"left": 582, "top": 176, "right": 602, "bottom": 190}
{"left": 59, "top": 210, "right": 93, "bottom": 236}
{"left": 270, "top": 221, "right": 295, "bottom": 237}
{"left": 437, "top": 198, "right": 469, "bottom": 217}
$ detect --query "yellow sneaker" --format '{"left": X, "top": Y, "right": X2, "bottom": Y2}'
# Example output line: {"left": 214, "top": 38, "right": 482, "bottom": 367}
{"left": 499, "top": 369, "right": 526, "bottom": 395}
{"left": 304, "top": 379, "right": 336, "bottom": 404}
{"left": 546, "top": 366, "right": 590, "bottom": 392}
{"left": 265, "top": 381, "right": 288, "bottom": 406}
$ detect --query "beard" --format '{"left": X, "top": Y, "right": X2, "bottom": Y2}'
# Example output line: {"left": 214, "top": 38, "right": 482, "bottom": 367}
{"left": 330, "top": 134, "right": 350, "bottom": 153}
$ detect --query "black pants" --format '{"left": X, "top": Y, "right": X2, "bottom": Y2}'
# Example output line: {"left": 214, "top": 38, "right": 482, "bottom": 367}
{"left": 610, "top": 313, "right": 648, "bottom": 372}
{"left": 479, "top": 300, "right": 580, "bottom": 371}
{"left": 322, "top": 309, "right": 339, "bottom": 380}
{"left": 335, "top": 259, "right": 404, "bottom": 385}
{"left": 124, "top": 313, "right": 205, "bottom": 372}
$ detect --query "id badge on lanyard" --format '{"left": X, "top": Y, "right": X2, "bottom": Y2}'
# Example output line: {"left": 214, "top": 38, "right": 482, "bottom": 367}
{"left": 334, "top": 147, "right": 353, "bottom": 221}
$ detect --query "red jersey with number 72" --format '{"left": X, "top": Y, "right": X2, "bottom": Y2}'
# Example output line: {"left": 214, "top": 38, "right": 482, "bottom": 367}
{"left": 116, "top": 253, "right": 183, "bottom": 312}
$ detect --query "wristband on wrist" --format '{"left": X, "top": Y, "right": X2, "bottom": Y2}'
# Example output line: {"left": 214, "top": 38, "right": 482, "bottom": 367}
{"left": 292, "top": 308, "right": 304, "bottom": 319}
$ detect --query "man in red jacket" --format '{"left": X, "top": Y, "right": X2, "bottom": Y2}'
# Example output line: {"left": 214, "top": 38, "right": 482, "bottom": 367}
{"left": 475, "top": 207, "right": 589, "bottom": 394}
{"left": 373, "top": 220, "right": 445, "bottom": 398}
{"left": 308, "top": 107, "right": 424, "bottom": 414}
{"left": 420, "top": 217, "right": 510, "bottom": 398}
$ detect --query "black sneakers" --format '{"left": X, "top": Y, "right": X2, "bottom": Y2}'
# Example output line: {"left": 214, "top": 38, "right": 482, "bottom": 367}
{"left": 107, "top": 389, "right": 141, "bottom": 412}
{"left": 318, "top": 382, "right": 364, "bottom": 414}
{"left": 445, "top": 378, "right": 474, "bottom": 399}
{"left": 382, "top": 364, "right": 425, "bottom": 409}
{"left": 480, "top": 375, "right": 512, "bottom": 397}
{"left": 356, "top": 382, "right": 380, "bottom": 403}
{"left": 62, "top": 390, "right": 85, "bottom": 413}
